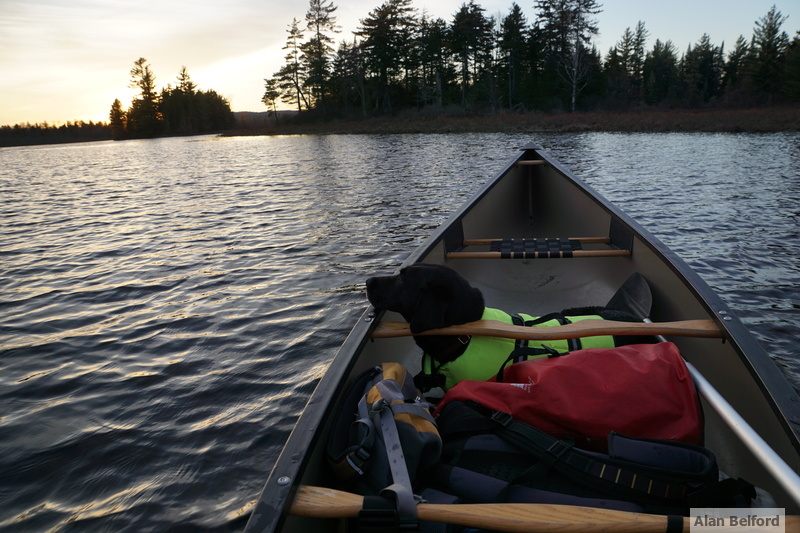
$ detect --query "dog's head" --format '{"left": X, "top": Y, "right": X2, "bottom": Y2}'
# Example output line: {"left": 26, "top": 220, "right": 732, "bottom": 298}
{"left": 366, "top": 263, "right": 485, "bottom": 334}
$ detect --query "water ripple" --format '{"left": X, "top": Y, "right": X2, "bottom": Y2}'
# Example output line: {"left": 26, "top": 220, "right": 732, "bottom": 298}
{"left": 0, "top": 133, "right": 797, "bottom": 531}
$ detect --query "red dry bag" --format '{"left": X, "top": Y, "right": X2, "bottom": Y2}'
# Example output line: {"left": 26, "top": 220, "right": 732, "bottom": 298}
{"left": 433, "top": 342, "right": 703, "bottom": 452}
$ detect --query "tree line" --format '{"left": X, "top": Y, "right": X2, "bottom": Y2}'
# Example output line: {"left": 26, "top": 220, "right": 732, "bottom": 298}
{"left": 109, "top": 58, "right": 235, "bottom": 139}
{"left": 1, "top": 59, "right": 236, "bottom": 146}
{"left": 0, "top": 121, "right": 111, "bottom": 147}
{"left": 263, "top": 0, "right": 800, "bottom": 118}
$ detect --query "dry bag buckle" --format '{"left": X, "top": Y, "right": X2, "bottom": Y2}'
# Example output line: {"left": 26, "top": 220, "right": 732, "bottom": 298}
{"left": 490, "top": 410, "right": 514, "bottom": 427}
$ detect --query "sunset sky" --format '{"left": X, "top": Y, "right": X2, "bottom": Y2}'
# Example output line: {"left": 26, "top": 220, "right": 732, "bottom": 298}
{"left": 1, "top": 0, "right": 796, "bottom": 126}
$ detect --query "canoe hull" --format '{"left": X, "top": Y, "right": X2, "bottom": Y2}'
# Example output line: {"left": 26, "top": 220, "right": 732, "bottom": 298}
{"left": 245, "top": 144, "right": 800, "bottom": 532}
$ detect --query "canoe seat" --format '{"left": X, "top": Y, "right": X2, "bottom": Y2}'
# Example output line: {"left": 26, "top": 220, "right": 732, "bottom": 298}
{"left": 446, "top": 237, "right": 630, "bottom": 259}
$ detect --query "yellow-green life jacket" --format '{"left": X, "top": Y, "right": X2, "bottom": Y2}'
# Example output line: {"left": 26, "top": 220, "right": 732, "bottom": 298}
{"left": 421, "top": 307, "right": 615, "bottom": 390}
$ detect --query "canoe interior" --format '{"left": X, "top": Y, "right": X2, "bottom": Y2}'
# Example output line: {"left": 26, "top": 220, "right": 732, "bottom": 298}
{"left": 248, "top": 145, "right": 800, "bottom": 532}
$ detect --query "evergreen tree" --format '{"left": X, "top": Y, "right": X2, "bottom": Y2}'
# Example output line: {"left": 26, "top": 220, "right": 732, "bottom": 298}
{"left": 275, "top": 19, "right": 310, "bottom": 112}
{"left": 630, "top": 21, "right": 649, "bottom": 102}
{"left": 416, "top": 14, "right": 452, "bottom": 108}
{"left": 498, "top": 3, "right": 529, "bottom": 109}
{"left": 604, "top": 22, "right": 649, "bottom": 106}
{"left": 302, "top": 0, "right": 340, "bottom": 111}
{"left": 520, "top": 21, "right": 549, "bottom": 109}
{"left": 127, "top": 58, "right": 161, "bottom": 137}
{"left": 604, "top": 30, "right": 634, "bottom": 107}
{"left": 784, "top": 32, "right": 800, "bottom": 101}
{"left": 108, "top": 98, "right": 127, "bottom": 139}
{"left": 535, "top": 0, "right": 602, "bottom": 111}
{"left": 177, "top": 66, "right": 197, "bottom": 94}
{"left": 357, "top": 0, "right": 418, "bottom": 113}
{"left": 262, "top": 78, "right": 282, "bottom": 124}
{"left": 450, "top": 1, "right": 493, "bottom": 110}
{"left": 681, "top": 35, "right": 724, "bottom": 105}
{"left": 331, "top": 39, "right": 368, "bottom": 116}
{"left": 159, "top": 67, "right": 197, "bottom": 134}
{"left": 746, "top": 5, "right": 789, "bottom": 99}
{"left": 642, "top": 39, "right": 680, "bottom": 106}
{"left": 722, "top": 35, "right": 750, "bottom": 97}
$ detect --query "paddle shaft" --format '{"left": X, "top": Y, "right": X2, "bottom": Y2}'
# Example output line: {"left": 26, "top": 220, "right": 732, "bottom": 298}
{"left": 290, "top": 485, "right": 691, "bottom": 532}
{"left": 372, "top": 318, "right": 723, "bottom": 340}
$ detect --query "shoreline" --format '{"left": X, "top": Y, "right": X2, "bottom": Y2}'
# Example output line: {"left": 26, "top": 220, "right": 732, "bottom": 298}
{"left": 226, "top": 106, "right": 800, "bottom": 137}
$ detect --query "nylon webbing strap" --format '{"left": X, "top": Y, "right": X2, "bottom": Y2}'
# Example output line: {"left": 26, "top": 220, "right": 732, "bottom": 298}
{"left": 490, "top": 411, "right": 694, "bottom": 502}
{"left": 490, "top": 238, "right": 582, "bottom": 259}
{"left": 375, "top": 399, "right": 418, "bottom": 527}
{"left": 512, "top": 312, "right": 581, "bottom": 352}
{"left": 510, "top": 313, "right": 527, "bottom": 353}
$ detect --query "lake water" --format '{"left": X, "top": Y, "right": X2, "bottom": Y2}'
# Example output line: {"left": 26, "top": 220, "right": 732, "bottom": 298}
{"left": 1, "top": 132, "right": 798, "bottom": 531}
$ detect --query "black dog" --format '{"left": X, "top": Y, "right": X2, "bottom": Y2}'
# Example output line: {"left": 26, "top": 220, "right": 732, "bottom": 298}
{"left": 366, "top": 264, "right": 485, "bottom": 362}
{"left": 367, "top": 264, "right": 484, "bottom": 334}
{"left": 366, "top": 263, "right": 648, "bottom": 365}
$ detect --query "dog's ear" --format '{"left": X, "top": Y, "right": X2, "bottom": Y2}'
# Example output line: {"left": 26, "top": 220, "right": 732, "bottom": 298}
{"left": 408, "top": 287, "right": 450, "bottom": 333}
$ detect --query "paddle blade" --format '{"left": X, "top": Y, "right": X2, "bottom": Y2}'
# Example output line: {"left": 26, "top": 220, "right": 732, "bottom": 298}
{"left": 604, "top": 273, "right": 652, "bottom": 321}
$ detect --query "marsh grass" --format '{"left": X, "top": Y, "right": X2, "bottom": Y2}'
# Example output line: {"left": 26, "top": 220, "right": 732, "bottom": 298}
{"left": 228, "top": 106, "right": 800, "bottom": 137}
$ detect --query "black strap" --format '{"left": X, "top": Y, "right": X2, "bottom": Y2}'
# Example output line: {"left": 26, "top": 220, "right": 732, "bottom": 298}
{"left": 495, "top": 346, "right": 563, "bottom": 382}
{"left": 490, "top": 411, "right": 699, "bottom": 504}
{"left": 522, "top": 313, "right": 584, "bottom": 351}
{"left": 666, "top": 515, "right": 685, "bottom": 533}
{"left": 358, "top": 494, "right": 419, "bottom": 532}
{"left": 415, "top": 353, "right": 447, "bottom": 393}
{"left": 510, "top": 313, "right": 528, "bottom": 352}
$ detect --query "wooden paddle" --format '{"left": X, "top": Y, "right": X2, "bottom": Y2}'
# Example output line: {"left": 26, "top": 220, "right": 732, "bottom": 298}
{"left": 372, "top": 318, "right": 723, "bottom": 340}
{"left": 290, "top": 485, "right": 691, "bottom": 532}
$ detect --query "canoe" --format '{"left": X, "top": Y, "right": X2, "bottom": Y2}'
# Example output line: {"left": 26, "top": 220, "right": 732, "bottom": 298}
{"left": 244, "top": 143, "right": 800, "bottom": 532}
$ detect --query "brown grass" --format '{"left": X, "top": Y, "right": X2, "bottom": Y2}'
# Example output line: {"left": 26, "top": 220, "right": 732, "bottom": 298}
{"left": 225, "top": 106, "right": 800, "bottom": 137}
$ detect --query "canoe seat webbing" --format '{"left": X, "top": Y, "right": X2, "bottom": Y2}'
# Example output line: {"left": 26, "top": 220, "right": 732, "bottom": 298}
{"left": 445, "top": 237, "right": 631, "bottom": 259}
{"left": 492, "top": 238, "right": 580, "bottom": 258}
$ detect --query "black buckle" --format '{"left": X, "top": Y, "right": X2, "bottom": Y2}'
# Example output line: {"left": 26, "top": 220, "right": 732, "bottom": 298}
{"left": 358, "top": 495, "right": 419, "bottom": 532}
{"left": 546, "top": 438, "right": 573, "bottom": 459}
{"left": 490, "top": 410, "right": 514, "bottom": 427}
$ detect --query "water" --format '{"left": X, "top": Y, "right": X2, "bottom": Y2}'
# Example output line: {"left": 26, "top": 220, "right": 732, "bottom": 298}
{"left": 1, "top": 132, "right": 798, "bottom": 531}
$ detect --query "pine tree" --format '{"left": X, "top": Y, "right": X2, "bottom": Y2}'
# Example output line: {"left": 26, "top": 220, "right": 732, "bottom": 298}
{"left": 784, "top": 32, "right": 800, "bottom": 101}
{"left": 127, "top": 58, "right": 161, "bottom": 137}
{"left": 642, "top": 40, "right": 680, "bottom": 106}
{"left": 450, "top": 1, "right": 493, "bottom": 110}
{"left": 746, "top": 5, "right": 789, "bottom": 99}
{"left": 302, "top": 0, "right": 340, "bottom": 110}
{"left": 262, "top": 78, "right": 282, "bottom": 124}
{"left": 680, "top": 35, "right": 724, "bottom": 105}
{"left": 357, "top": 0, "right": 418, "bottom": 113}
{"left": 535, "top": 0, "right": 602, "bottom": 111}
{"left": 722, "top": 36, "right": 750, "bottom": 100}
{"left": 177, "top": 66, "right": 197, "bottom": 94}
{"left": 416, "top": 14, "right": 451, "bottom": 109}
{"left": 498, "top": 3, "right": 529, "bottom": 109}
{"left": 108, "top": 98, "right": 126, "bottom": 139}
{"left": 275, "top": 19, "right": 310, "bottom": 112}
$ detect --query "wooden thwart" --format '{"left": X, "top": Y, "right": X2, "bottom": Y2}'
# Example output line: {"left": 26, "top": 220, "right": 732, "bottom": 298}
{"left": 372, "top": 318, "right": 723, "bottom": 340}
{"left": 290, "top": 485, "right": 693, "bottom": 532}
{"left": 516, "top": 160, "right": 546, "bottom": 166}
